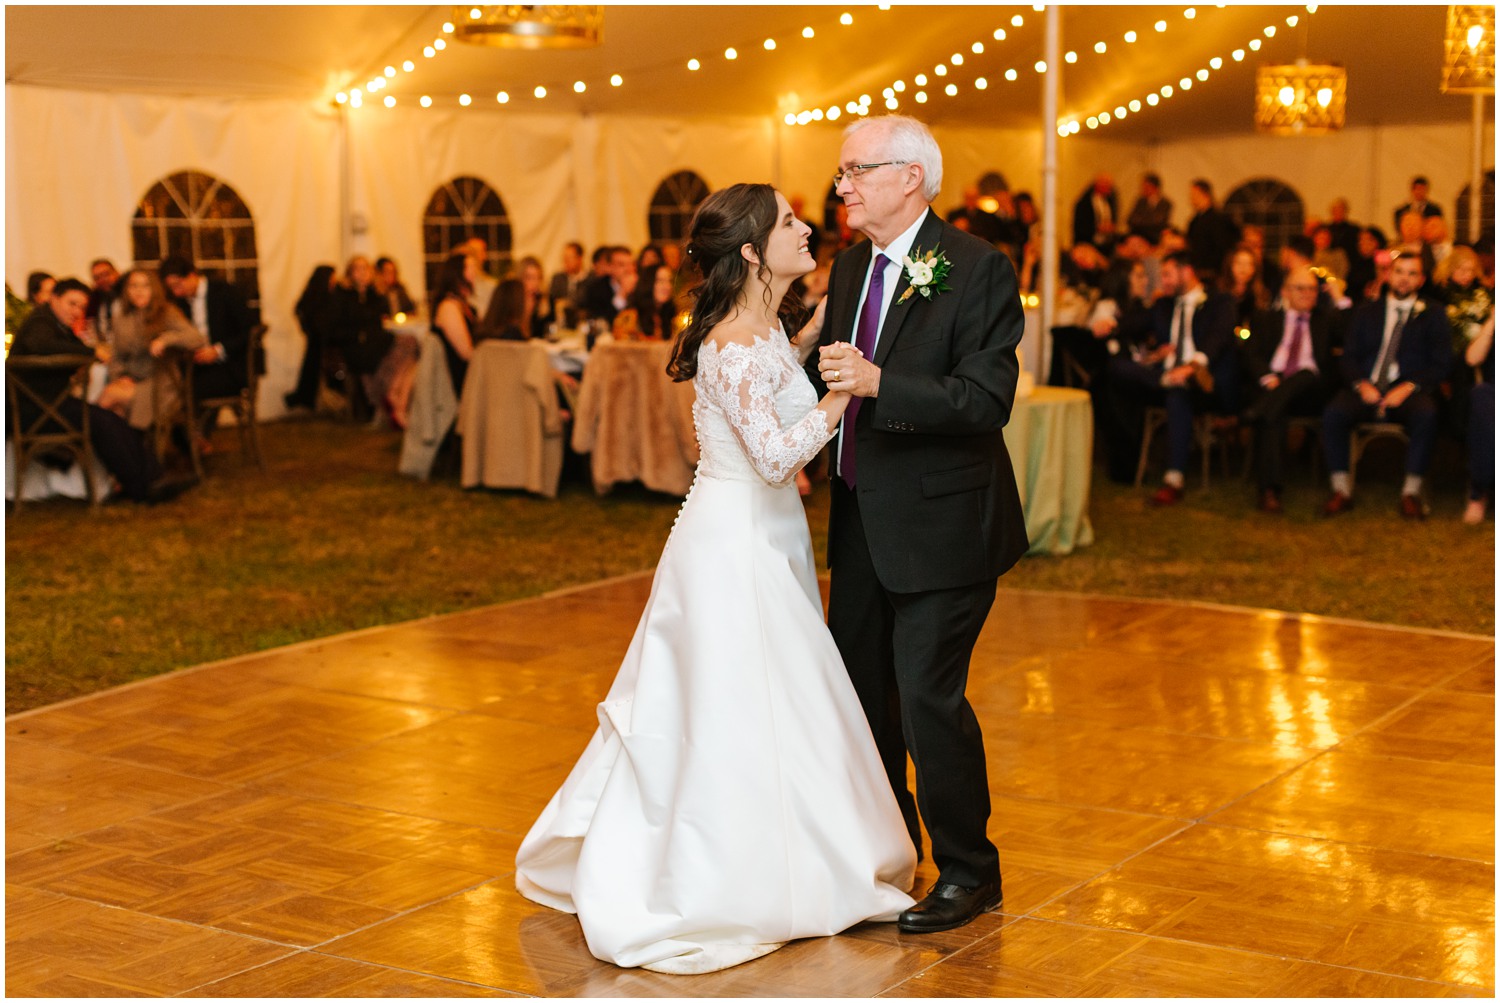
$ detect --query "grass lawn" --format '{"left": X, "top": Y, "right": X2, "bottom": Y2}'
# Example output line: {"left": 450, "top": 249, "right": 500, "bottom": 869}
{"left": 5, "top": 416, "right": 1493, "bottom": 713}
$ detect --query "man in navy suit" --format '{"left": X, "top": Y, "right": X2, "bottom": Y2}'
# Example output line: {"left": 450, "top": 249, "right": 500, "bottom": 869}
{"left": 159, "top": 256, "right": 253, "bottom": 403}
{"left": 1321, "top": 251, "right": 1451, "bottom": 519}
{"left": 1107, "top": 251, "right": 1239, "bottom": 506}
{"left": 812, "top": 114, "right": 1027, "bottom": 934}
{"left": 1071, "top": 173, "right": 1118, "bottom": 254}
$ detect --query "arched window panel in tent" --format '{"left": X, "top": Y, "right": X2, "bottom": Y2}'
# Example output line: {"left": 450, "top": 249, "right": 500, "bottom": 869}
{"left": 1224, "top": 179, "right": 1306, "bottom": 262}
{"left": 423, "top": 176, "right": 513, "bottom": 295}
{"left": 1455, "top": 170, "right": 1495, "bottom": 245}
{"left": 648, "top": 171, "right": 710, "bottom": 243}
{"left": 132, "top": 170, "right": 259, "bottom": 307}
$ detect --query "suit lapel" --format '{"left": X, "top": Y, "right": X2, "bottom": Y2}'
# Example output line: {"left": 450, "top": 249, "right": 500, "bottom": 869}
{"left": 873, "top": 209, "right": 943, "bottom": 368}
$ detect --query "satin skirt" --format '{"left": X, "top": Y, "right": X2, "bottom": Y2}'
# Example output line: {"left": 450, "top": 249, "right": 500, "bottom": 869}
{"left": 515, "top": 474, "right": 916, "bottom": 975}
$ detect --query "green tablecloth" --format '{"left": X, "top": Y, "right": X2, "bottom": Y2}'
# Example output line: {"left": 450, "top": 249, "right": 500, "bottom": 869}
{"left": 1003, "top": 385, "right": 1095, "bottom": 556}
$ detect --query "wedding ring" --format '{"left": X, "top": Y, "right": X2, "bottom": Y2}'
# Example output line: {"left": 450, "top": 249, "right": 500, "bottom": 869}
{"left": 831, "top": 369, "right": 841, "bottom": 381}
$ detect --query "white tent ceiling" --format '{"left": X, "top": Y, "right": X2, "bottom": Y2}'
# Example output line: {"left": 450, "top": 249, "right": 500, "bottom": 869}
{"left": 5, "top": 5, "right": 1473, "bottom": 138}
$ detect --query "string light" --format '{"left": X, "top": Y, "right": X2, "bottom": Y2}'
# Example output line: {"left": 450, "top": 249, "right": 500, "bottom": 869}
{"left": 1063, "top": 9, "right": 1317, "bottom": 138}
{"left": 610, "top": 74, "right": 623, "bottom": 87}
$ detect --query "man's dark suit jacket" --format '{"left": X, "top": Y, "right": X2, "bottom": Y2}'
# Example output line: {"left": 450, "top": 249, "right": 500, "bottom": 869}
{"left": 1339, "top": 297, "right": 1451, "bottom": 392}
{"left": 1393, "top": 200, "right": 1443, "bottom": 231}
{"left": 579, "top": 274, "right": 621, "bottom": 325}
{"left": 1186, "top": 208, "right": 1241, "bottom": 278}
{"left": 175, "top": 278, "right": 254, "bottom": 397}
{"left": 1072, "top": 188, "right": 1118, "bottom": 249}
{"left": 1148, "top": 288, "right": 1237, "bottom": 368}
{"left": 10, "top": 308, "right": 92, "bottom": 430}
{"left": 809, "top": 209, "right": 1028, "bottom": 594}
{"left": 1244, "top": 307, "right": 1342, "bottom": 392}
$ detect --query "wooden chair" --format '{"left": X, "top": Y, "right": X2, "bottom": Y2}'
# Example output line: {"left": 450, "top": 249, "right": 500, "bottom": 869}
{"left": 1134, "top": 405, "right": 1233, "bottom": 488}
{"left": 152, "top": 347, "right": 204, "bottom": 478}
{"left": 193, "top": 323, "right": 267, "bottom": 470}
{"left": 5, "top": 354, "right": 101, "bottom": 512}
{"left": 1348, "top": 421, "right": 1409, "bottom": 493}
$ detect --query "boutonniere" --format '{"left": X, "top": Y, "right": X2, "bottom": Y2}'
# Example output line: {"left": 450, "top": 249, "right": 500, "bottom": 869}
{"left": 1411, "top": 300, "right": 1427, "bottom": 316}
{"left": 896, "top": 246, "right": 953, "bottom": 304}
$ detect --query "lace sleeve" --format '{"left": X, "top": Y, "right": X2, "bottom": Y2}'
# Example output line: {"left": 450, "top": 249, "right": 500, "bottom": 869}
{"left": 707, "top": 341, "right": 835, "bottom": 487}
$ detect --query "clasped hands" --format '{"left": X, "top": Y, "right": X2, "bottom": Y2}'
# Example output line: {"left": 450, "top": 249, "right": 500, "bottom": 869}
{"left": 818, "top": 342, "right": 879, "bottom": 397}
{"left": 1358, "top": 380, "right": 1415, "bottom": 415}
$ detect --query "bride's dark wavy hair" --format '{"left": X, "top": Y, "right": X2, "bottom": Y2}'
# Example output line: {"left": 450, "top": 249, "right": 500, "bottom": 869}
{"left": 666, "top": 183, "right": 779, "bottom": 382}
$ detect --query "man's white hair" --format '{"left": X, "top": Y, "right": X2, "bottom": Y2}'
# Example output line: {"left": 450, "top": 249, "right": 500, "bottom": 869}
{"left": 843, "top": 115, "right": 944, "bottom": 203}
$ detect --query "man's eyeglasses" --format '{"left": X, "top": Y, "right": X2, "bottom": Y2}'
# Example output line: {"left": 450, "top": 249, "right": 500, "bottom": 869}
{"left": 833, "top": 161, "right": 907, "bottom": 186}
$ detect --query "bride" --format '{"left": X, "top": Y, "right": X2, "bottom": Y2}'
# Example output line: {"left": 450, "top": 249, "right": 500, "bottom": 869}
{"left": 514, "top": 184, "right": 917, "bottom": 975}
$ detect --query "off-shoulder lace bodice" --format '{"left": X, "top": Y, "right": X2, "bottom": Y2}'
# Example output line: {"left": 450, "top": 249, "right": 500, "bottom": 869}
{"left": 694, "top": 328, "right": 834, "bottom": 487}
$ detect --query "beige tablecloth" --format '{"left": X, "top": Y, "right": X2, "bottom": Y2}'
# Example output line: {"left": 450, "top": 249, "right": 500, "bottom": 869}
{"left": 570, "top": 340, "right": 698, "bottom": 496}
{"left": 1004, "top": 385, "right": 1094, "bottom": 556}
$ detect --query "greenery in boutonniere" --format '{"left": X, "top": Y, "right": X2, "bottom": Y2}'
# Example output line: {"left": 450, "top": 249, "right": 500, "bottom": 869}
{"left": 897, "top": 246, "right": 953, "bottom": 304}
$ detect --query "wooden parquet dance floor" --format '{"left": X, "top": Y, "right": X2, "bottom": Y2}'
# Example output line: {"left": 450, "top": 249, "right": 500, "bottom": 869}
{"left": 6, "top": 575, "right": 1494, "bottom": 997}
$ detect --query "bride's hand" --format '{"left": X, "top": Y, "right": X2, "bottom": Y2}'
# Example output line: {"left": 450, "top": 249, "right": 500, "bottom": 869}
{"left": 794, "top": 297, "right": 828, "bottom": 363}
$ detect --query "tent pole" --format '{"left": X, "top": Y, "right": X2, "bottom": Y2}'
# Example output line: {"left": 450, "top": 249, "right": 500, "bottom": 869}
{"left": 338, "top": 106, "right": 352, "bottom": 266}
{"left": 1471, "top": 93, "right": 1485, "bottom": 243}
{"left": 1039, "top": 4, "right": 1060, "bottom": 381}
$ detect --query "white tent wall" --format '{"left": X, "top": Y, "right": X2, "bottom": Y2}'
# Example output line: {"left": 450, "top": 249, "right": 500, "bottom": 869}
{"left": 4, "top": 84, "right": 343, "bottom": 418}
{"left": 7, "top": 82, "right": 1489, "bottom": 423}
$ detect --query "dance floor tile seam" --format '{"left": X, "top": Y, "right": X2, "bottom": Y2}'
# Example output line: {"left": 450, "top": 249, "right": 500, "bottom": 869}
{"left": 7, "top": 580, "right": 1492, "bottom": 997}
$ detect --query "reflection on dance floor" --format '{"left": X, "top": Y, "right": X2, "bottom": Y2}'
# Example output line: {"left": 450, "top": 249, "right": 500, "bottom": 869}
{"left": 6, "top": 576, "right": 1493, "bottom": 996}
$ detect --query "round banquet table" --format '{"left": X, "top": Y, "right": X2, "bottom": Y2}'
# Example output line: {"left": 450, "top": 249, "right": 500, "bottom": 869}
{"left": 1003, "top": 385, "right": 1095, "bottom": 556}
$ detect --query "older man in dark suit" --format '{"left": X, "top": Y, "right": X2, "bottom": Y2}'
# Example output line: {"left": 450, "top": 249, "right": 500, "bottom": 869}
{"left": 812, "top": 114, "right": 1027, "bottom": 934}
{"left": 1242, "top": 266, "right": 1342, "bottom": 512}
{"left": 1321, "top": 251, "right": 1451, "bottom": 519}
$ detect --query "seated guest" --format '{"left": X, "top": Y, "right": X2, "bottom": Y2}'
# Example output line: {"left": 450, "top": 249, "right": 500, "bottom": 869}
{"left": 430, "top": 251, "right": 478, "bottom": 395}
{"left": 580, "top": 246, "right": 636, "bottom": 326}
{"left": 1348, "top": 226, "right": 1387, "bottom": 302}
{"left": 1221, "top": 244, "right": 1269, "bottom": 329}
{"left": 476, "top": 278, "right": 530, "bottom": 343}
{"left": 374, "top": 256, "right": 417, "bottom": 317}
{"left": 636, "top": 244, "right": 663, "bottom": 273}
{"left": 625, "top": 264, "right": 678, "bottom": 340}
{"left": 10, "top": 279, "right": 191, "bottom": 503}
{"left": 1107, "top": 251, "right": 1238, "bottom": 506}
{"left": 660, "top": 241, "right": 684, "bottom": 273}
{"left": 1435, "top": 245, "right": 1493, "bottom": 441}
{"left": 548, "top": 241, "right": 586, "bottom": 323}
{"left": 159, "top": 255, "right": 253, "bottom": 406}
{"left": 1422, "top": 216, "right": 1455, "bottom": 274}
{"left": 1086, "top": 257, "right": 1155, "bottom": 483}
{"left": 1393, "top": 211, "right": 1426, "bottom": 258}
{"left": 285, "top": 264, "right": 338, "bottom": 411}
{"left": 1321, "top": 252, "right": 1451, "bottom": 520}
{"left": 459, "top": 237, "right": 498, "bottom": 316}
{"left": 515, "top": 255, "right": 553, "bottom": 339}
{"left": 1071, "top": 173, "right": 1118, "bottom": 254}
{"left": 1242, "top": 267, "right": 1341, "bottom": 512}
{"left": 25, "top": 271, "right": 54, "bottom": 309}
{"left": 1464, "top": 317, "right": 1494, "bottom": 524}
{"left": 1185, "top": 179, "right": 1240, "bottom": 283}
{"left": 1325, "top": 197, "right": 1362, "bottom": 263}
{"left": 97, "top": 269, "right": 207, "bottom": 432}
{"left": 1311, "top": 224, "right": 1350, "bottom": 282}
{"left": 947, "top": 185, "right": 1006, "bottom": 246}
{"left": 87, "top": 258, "right": 121, "bottom": 340}
{"left": 331, "top": 255, "right": 396, "bottom": 417}
{"left": 1125, "top": 172, "right": 1173, "bottom": 245}
{"left": 1393, "top": 174, "right": 1442, "bottom": 232}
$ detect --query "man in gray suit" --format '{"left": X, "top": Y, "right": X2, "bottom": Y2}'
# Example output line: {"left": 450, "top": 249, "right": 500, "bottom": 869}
{"left": 812, "top": 115, "right": 1027, "bottom": 934}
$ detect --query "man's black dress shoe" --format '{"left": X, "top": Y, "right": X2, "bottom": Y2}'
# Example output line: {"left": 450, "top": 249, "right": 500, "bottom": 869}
{"left": 898, "top": 880, "right": 1002, "bottom": 933}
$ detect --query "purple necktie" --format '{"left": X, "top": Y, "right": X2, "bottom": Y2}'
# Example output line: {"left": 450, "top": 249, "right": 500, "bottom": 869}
{"left": 842, "top": 253, "right": 889, "bottom": 487}
{"left": 1281, "top": 311, "right": 1308, "bottom": 379}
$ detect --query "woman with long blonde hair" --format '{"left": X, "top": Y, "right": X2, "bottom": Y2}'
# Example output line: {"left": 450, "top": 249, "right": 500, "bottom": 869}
{"left": 97, "top": 268, "right": 205, "bottom": 430}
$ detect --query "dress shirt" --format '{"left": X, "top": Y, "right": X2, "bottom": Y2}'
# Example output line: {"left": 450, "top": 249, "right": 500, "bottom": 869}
{"left": 1369, "top": 295, "right": 1418, "bottom": 387}
{"left": 1091, "top": 191, "right": 1113, "bottom": 235}
{"left": 189, "top": 280, "right": 227, "bottom": 362}
{"left": 836, "top": 210, "right": 928, "bottom": 471}
{"left": 1169, "top": 285, "right": 1208, "bottom": 368}
{"left": 1266, "top": 310, "right": 1318, "bottom": 381}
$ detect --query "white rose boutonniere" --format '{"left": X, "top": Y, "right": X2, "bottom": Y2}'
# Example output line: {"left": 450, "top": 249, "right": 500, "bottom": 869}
{"left": 897, "top": 246, "right": 953, "bottom": 304}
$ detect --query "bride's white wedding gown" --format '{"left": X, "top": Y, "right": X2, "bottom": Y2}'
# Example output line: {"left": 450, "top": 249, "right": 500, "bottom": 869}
{"left": 515, "top": 327, "right": 916, "bottom": 975}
